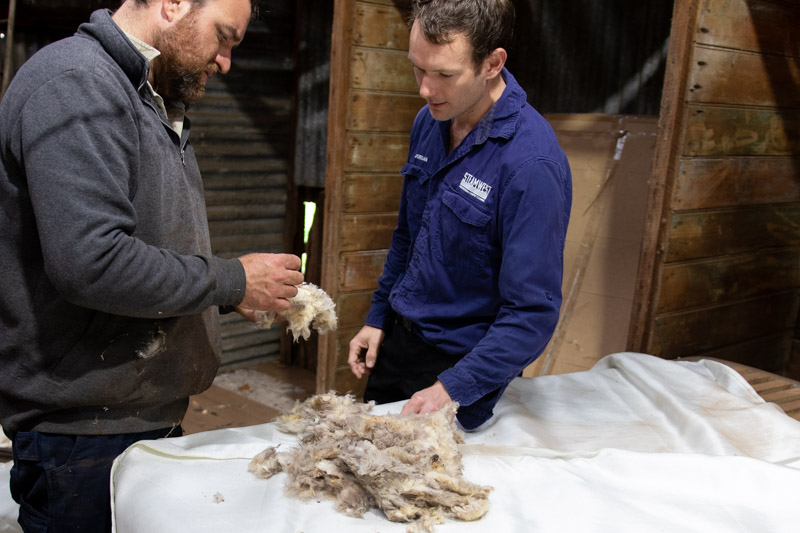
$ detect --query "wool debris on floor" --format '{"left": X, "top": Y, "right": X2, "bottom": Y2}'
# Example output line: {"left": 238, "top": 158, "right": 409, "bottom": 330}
{"left": 213, "top": 368, "right": 308, "bottom": 414}
{"left": 183, "top": 358, "right": 316, "bottom": 435}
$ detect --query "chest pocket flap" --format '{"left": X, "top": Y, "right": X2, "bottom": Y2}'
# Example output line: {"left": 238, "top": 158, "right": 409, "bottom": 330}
{"left": 441, "top": 188, "right": 491, "bottom": 227}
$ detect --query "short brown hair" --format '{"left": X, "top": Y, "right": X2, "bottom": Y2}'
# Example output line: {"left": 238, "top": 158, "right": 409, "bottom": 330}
{"left": 410, "top": 0, "right": 515, "bottom": 67}
{"left": 128, "top": 0, "right": 260, "bottom": 20}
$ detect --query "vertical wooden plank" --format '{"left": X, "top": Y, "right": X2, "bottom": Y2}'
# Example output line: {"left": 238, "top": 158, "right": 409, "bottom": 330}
{"left": 1, "top": 0, "right": 18, "bottom": 98}
{"left": 628, "top": 0, "right": 702, "bottom": 352}
{"left": 318, "top": 0, "right": 357, "bottom": 393}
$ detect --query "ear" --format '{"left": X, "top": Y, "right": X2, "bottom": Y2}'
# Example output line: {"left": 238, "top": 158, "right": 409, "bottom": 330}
{"left": 484, "top": 48, "right": 507, "bottom": 80}
{"left": 160, "top": 0, "right": 192, "bottom": 23}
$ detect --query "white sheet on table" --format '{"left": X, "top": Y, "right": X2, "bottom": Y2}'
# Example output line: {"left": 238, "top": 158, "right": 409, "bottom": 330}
{"left": 106, "top": 353, "right": 800, "bottom": 532}
{"left": 0, "top": 462, "right": 20, "bottom": 533}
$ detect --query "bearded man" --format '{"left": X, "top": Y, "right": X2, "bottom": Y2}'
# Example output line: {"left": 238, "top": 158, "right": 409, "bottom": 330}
{"left": 0, "top": 1, "right": 304, "bottom": 531}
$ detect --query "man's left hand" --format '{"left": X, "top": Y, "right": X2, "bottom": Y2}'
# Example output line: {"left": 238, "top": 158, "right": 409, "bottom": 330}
{"left": 401, "top": 381, "right": 452, "bottom": 416}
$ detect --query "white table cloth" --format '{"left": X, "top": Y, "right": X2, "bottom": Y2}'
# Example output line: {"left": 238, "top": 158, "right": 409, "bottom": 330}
{"left": 109, "top": 353, "right": 800, "bottom": 532}
{"left": 0, "top": 462, "right": 18, "bottom": 533}
{"left": 6, "top": 353, "right": 800, "bottom": 532}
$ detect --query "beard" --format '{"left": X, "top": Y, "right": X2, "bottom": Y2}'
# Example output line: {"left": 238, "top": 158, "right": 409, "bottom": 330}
{"left": 150, "top": 12, "right": 216, "bottom": 102}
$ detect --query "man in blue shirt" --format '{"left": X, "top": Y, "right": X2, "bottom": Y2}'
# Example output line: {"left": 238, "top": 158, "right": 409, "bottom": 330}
{"left": 348, "top": 0, "right": 572, "bottom": 430}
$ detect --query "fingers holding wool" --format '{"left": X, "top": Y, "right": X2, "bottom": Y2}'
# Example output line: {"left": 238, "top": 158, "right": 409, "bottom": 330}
{"left": 254, "top": 282, "right": 338, "bottom": 341}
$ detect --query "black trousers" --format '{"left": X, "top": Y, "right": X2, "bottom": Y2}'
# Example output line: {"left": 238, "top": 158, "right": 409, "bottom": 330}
{"left": 10, "top": 426, "right": 181, "bottom": 533}
{"left": 364, "top": 315, "right": 462, "bottom": 404}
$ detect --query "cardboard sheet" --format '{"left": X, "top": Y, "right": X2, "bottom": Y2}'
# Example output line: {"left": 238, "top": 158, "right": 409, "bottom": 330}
{"left": 108, "top": 353, "right": 800, "bottom": 533}
{"left": 526, "top": 115, "right": 659, "bottom": 377}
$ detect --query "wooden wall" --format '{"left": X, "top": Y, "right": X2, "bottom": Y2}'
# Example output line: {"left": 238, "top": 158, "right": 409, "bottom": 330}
{"left": 629, "top": 0, "right": 800, "bottom": 376}
{"left": 319, "top": 0, "right": 418, "bottom": 394}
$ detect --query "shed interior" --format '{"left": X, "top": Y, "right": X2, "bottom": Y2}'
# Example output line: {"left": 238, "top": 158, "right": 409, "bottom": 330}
{"left": 1, "top": 0, "right": 798, "bottom": 398}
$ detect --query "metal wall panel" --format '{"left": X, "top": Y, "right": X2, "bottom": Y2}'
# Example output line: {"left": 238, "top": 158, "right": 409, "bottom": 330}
{"left": 191, "top": 5, "right": 297, "bottom": 366}
{"left": 294, "top": 0, "right": 333, "bottom": 189}
{"left": 509, "top": 0, "right": 673, "bottom": 115}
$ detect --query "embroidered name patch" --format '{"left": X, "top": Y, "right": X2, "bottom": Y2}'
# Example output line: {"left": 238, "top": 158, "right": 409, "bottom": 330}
{"left": 414, "top": 153, "right": 429, "bottom": 162}
{"left": 459, "top": 172, "right": 492, "bottom": 202}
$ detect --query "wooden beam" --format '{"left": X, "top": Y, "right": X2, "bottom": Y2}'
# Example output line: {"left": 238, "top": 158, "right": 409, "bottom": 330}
{"left": 627, "top": 0, "right": 701, "bottom": 352}
{"left": 318, "top": 0, "right": 357, "bottom": 394}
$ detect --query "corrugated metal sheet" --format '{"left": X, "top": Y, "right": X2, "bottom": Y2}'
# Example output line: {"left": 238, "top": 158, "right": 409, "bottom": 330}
{"left": 190, "top": 6, "right": 297, "bottom": 366}
{"left": 509, "top": 0, "right": 673, "bottom": 115}
{"left": 294, "top": 0, "right": 333, "bottom": 188}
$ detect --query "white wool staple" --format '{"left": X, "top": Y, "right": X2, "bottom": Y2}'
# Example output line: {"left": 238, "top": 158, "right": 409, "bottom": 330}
{"left": 254, "top": 282, "right": 338, "bottom": 342}
{"left": 248, "top": 393, "right": 492, "bottom": 533}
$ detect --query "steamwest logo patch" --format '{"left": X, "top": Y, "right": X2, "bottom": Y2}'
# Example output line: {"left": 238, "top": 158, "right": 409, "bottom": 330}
{"left": 459, "top": 172, "right": 492, "bottom": 202}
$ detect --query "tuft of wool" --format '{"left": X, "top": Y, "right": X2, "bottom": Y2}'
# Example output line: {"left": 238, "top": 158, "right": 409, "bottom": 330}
{"left": 248, "top": 393, "right": 492, "bottom": 533}
{"left": 254, "top": 282, "right": 337, "bottom": 342}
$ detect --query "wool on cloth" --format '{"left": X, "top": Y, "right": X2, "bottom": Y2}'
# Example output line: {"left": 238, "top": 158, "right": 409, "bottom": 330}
{"left": 248, "top": 393, "right": 492, "bottom": 533}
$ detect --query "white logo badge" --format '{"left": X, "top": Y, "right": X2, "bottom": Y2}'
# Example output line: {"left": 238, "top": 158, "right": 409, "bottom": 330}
{"left": 459, "top": 172, "right": 492, "bottom": 202}
{"left": 414, "top": 153, "right": 429, "bottom": 162}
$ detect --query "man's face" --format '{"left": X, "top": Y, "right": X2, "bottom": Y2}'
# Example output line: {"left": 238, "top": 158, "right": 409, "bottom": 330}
{"left": 151, "top": 0, "right": 251, "bottom": 102}
{"left": 408, "top": 19, "right": 491, "bottom": 124}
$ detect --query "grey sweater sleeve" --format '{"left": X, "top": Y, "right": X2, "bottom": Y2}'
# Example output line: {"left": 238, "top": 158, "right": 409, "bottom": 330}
{"left": 13, "top": 66, "right": 246, "bottom": 318}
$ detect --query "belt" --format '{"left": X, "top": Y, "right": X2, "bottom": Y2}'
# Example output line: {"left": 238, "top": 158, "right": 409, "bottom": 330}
{"left": 395, "top": 314, "right": 417, "bottom": 335}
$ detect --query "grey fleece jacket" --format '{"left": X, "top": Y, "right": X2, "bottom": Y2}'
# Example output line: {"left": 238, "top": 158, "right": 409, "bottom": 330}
{"left": 0, "top": 10, "right": 247, "bottom": 436}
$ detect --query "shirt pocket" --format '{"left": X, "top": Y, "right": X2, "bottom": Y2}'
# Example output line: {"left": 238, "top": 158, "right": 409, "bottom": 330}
{"left": 434, "top": 188, "right": 492, "bottom": 277}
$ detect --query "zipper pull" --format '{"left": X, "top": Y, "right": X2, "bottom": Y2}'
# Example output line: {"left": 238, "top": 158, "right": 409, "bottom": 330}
{"left": 181, "top": 148, "right": 186, "bottom": 166}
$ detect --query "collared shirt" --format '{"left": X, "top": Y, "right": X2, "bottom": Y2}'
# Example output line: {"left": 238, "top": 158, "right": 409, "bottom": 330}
{"left": 365, "top": 69, "right": 572, "bottom": 429}
{"left": 124, "top": 32, "right": 186, "bottom": 135}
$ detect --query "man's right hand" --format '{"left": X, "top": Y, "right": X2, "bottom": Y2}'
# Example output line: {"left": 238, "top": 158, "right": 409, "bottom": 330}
{"left": 237, "top": 253, "right": 303, "bottom": 312}
{"left": 348, "top": 325, "right": 385, "bottom": 379}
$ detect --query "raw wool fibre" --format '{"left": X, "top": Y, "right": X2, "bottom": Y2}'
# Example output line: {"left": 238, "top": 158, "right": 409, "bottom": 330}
{"left": 254, "top": 282, "right": 337, "bottom": 342}
{"left": 248, "top": 393, "right": 492, "bottom": 533}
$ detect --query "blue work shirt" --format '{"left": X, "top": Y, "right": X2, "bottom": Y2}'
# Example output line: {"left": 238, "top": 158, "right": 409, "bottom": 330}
{"left": 365, "top": 69, "right": 572, "bottom": 429}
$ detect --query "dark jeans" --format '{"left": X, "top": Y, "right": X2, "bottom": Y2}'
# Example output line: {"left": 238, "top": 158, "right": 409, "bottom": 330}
{"left": 10, "top": 426, "right": 181, "bottom": 533}
{"left": 364, "top": 315, "right": 462, "bottom": 404}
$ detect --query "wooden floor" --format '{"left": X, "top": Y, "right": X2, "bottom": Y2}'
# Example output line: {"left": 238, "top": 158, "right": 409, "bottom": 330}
{"left": 717, "top": 360, "right": 800, "bottom": 422}
{"left": 183, "top": 358, "right": 316, "bottom": 435}
{"left": 676, "top": 357, "right": 800, "bottom": 422}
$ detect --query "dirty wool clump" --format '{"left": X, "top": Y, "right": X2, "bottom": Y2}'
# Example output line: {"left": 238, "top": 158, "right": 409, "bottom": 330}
{"left": 254, "top": 282, "right": 337, "bottom": 342}
{"left": 248, "top": 393, "right": 492, "bottom": 532}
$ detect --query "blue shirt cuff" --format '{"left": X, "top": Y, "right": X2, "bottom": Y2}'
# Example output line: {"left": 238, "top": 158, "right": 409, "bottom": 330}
{"left": 365, "top": 300, "right": 392, "bottom": 330}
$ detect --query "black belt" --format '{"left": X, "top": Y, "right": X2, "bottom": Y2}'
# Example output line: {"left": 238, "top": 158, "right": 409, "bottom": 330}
{"left": 395, "top": 313, "right": 417, "bottom": 335}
